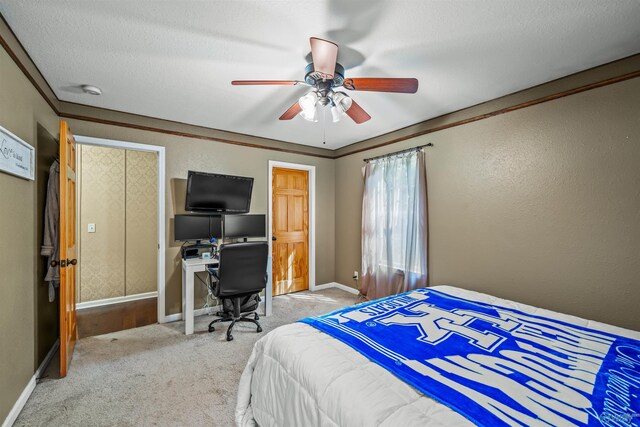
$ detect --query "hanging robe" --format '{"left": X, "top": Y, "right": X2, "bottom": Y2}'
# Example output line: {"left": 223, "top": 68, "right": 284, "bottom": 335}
{"left": 41, "top": 159, "right": 60, "bottom": 302}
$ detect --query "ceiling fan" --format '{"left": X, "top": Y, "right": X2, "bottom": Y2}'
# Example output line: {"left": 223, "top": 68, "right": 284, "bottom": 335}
{"left": 231, "top": 37, "right": 419, "bottom": 124}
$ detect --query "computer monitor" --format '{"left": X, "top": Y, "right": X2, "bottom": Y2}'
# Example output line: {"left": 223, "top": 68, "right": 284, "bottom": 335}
{"left": 174, "top": 215, "right": 211, "bottom": 241}
{"left": 209, "top": 216, "right": 222, "bottom": 239}
{"left": 223, "top": 214, "right": 266, "bottom": 239}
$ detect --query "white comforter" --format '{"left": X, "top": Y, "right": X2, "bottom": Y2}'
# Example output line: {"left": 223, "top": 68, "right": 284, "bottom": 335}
{"left": 236, "top": 286, "right": 640, "bottom": 426}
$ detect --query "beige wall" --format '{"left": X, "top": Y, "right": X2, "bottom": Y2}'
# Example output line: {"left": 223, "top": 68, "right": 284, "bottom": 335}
{"left": 0, "top": 48, "right": 58, "bottom": 419}
{"left": 65, "top": 118, "right": 336, "bottom": 315}
{"left": 335, "top": 77, "right": 640, "bottom": 331}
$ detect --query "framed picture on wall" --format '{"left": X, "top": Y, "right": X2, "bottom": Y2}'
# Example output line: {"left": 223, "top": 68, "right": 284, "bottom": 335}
{"left": 0, "top": 124, "right": 35, "bottom": 181}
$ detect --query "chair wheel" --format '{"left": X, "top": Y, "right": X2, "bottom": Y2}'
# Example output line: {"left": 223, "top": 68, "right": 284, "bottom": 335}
{"left": 254, "top": 313, "right": 259, "bottom": 320}
{"left": 257, "top": 326, "right": 263, "bottom": 333}
{"left": 226, "top": 334, "right": 233, "bottom": 341}
{"left": 208, "top": 326, "right": 215, "bottom": 333}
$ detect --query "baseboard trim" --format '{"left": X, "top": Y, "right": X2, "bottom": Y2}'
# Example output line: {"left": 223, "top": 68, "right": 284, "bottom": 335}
{"left": 76, "top": 292, "right": 157, "bottom": 310}
{"left": 1, "top": 376, "right": 35, "bottom": 427}
{"left": 163, "top": 305, "right": 222, "bottom": 323}
{"left": 313, "top": 282, "right": 360, "bottom": 295}
{"left": 194, "top": 305, "right": 221, "bottom": 317}
{"left": 2, "top": 339, "right": 59, "bottom": 427}
{"left": 163, "top": 312, "right": 182, "bottom": 323}
{"left": 36, "top": 339, "right": 59, "bottom": 380}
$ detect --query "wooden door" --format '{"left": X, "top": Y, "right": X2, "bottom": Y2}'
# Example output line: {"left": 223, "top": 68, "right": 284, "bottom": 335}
{"left": 59, "top": 120, "right": 78, "bottom": 377}
{"left": 272, "top": 168, "right": 309, "bottom": 295}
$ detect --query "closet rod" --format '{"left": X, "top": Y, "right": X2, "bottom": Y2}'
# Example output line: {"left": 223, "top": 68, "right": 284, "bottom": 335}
{"left": 363, "top": 143, "right": 433, "bottom": 163}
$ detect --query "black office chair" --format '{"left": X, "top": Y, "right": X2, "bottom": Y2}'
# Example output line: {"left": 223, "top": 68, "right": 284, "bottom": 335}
{"left": 207, "top": 242, "right": 268, "bottom": 341}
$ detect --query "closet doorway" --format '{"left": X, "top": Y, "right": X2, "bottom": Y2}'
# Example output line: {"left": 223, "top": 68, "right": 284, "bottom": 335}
{"left": 74, "top": 136, "right": 165, "bottom": 337}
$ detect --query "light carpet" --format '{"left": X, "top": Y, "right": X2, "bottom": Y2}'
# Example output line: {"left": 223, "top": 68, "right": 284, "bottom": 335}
{"left": 16, "top": 288, "right": 359, "bottom": 427}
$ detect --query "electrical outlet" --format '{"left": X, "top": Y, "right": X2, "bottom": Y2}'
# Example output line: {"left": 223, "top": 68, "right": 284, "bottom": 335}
{"left": 88, "top": 223, "right": 96, "bottom": 233}
{"left": 353, "top": 270, "right": 359, "bottom": 280}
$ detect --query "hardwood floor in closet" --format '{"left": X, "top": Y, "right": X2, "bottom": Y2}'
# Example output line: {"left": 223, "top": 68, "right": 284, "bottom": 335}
{"left": 77, "top": 298, "right": 157, "bottom": 338}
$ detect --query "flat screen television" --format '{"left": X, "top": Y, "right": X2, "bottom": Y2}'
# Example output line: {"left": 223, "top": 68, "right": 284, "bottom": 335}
{"left": 185, "top": 171, "right": 254, "bottom": 213}
{"left": 224, "top": 214, "right": 266, "bottom": 239}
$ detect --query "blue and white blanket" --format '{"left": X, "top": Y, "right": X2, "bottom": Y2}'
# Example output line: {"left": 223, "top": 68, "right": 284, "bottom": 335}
{"left": 299, "top": 288, "right": 640, "bottom": 426}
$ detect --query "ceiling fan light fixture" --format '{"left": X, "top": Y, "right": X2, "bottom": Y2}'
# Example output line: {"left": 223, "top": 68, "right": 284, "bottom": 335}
{"left": 299, "top": 91, "right": 319, "bottom": 112}
{"left": 299, "top": 108, "right": 318, "bottom": 122}
{"left": 330, "top": 105, "right": 342, "bottom": 123}
{"left": 299, "top": 107, "right": 318, "bottom": 122}
{"left": 330, "top": 91, "right": 352, "bottom": 113}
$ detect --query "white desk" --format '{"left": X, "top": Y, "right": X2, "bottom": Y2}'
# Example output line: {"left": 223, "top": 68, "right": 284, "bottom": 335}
{"left": 181, "top": 256, "right": 272, "bottom": 335}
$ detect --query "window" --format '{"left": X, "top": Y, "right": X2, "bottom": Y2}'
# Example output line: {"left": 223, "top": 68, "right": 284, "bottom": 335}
{"left": 361, "top": 149, "right": 428, "bottom": 299}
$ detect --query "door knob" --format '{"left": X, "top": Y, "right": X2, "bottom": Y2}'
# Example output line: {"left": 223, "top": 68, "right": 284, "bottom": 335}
{"left": 272, "top": 235, "right": 277, "bottom": 241}
{"left": 68, "top": 259, "right": 77, "bottom": 266}
{"left": 50, "top": 260, "right": 59, "bottom": 267}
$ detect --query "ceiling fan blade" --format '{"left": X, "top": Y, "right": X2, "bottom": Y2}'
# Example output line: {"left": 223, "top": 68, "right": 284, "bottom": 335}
{"left": 232, "top": 80, "right": 303, "bottom": 86}
{"left": 346, "top": 99, "right": 371, "bottom": 124}
{"left": 279, "top": 101, "right": 302, "bottom": 120}
{"left": 310, "top": 37, "right": 338, "bottom": 80}
{"left": 343, "top": 78, "right": 419, "bottom": 93}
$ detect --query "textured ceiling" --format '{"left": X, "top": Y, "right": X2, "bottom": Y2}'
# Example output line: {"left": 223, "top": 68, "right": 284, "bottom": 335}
{"left": 1, "top": 1, "right": 639, "bottom": 149}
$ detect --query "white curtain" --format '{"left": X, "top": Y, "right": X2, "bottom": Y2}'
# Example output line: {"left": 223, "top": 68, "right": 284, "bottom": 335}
{"left": 361, "top": 149, "right": 428, "bottom": 300}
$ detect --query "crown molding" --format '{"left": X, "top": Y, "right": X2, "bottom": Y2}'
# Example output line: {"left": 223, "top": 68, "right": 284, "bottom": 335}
{"left": 0, "top": 14, "right": 60, "bottom": 113}
{"left": 58, "top": 104, "right": 336, "bottom": 159}
{"left": 334, "top": 54, "right": 640, "bottom": 158}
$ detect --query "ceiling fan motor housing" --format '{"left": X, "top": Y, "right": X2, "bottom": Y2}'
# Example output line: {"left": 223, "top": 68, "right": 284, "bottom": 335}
{"left": 305, "top": 62, "right": 345, "bottom": 87}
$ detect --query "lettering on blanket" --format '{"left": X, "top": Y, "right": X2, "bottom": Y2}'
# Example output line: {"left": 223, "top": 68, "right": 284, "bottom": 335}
{"left": 302, "top": 289, "right": 640, "bottom": 427}
{"left": 601, "top": 345, "right": 640, "bottom": 427}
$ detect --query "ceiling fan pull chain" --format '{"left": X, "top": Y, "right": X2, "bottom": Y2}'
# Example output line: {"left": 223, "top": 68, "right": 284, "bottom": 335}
{"left": 322, "top": 108, "right": 326, "bottom": 144}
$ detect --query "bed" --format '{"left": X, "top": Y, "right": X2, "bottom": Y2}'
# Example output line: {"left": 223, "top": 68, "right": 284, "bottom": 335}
{"left": 236, "top": 285, "right": 640, "bottom": 426}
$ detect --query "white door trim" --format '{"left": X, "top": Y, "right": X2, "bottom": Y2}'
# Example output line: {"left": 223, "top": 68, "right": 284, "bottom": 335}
{"left": 74, "top": 135, "right": 167, "bottom": 323}
{"left": 267, "top": 161, "right": 317, "bottom": 300}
